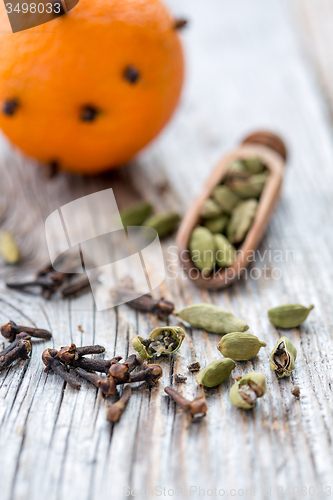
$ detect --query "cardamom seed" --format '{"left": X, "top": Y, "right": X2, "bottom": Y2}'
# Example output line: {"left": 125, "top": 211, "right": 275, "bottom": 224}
{"left": 189, "top": 227, "right": 216, "bottom": 274}
{"left": 196, "top": 358, "right": 235, "bottom": 387}
{"left": 204, "top": 214, "right": 229, "bottom": 234}
{"left": 199, "top": 198, "right": 222, "bottom": 219}
{"left": 243, "top": 157, "right": 266, "bottom": 174}
{"left": 119, "top": 201, "right": 152, "bottom": 227}
{"left": 212, "top": 185, "right": 240, "bottom": 214}
{"left": 270, "top": 336, "right": 297, "bottom": 378}
{"left": 175, "top": 303, "right": 249, "bottom": 334}
{"left": 132, "top": 326, "right": 185, "bottom": 359}
{"left": 0, "top": 231, "right": 21, "bottom": 264}
{"left": 214, "top": 234, "right": 236, "bottom": 267}
{"left": 226, "top": 198, "right": 258, "bottom": 244}
{"left": 268, "top": 304, "right": 314, "bottom": 328}
{"left": 143, "top": 211, "right": 180, "bottom": 238}
{"left": 217, "top": 332, "right": 266, "bottom": 360}
{"left": 227, "top": 172, "right": 269, "bottom": 199}
{"left": 229, "top": 372, "right": 266, "bottom": 409}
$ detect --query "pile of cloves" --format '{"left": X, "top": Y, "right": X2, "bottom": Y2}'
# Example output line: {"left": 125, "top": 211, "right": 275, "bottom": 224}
{"left": 42, "top": 343, "right": 163, "bottom": 422}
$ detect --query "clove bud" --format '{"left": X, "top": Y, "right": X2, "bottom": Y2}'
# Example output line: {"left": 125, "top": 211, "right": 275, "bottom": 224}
{"left": 42, "top": 349, "right": 81, "bottom": 390}
{"left": 1, "top": 320, "right": 52, "bottom": 343}
{"left": 58, "top": 343, "right": 105, "bottom": 364}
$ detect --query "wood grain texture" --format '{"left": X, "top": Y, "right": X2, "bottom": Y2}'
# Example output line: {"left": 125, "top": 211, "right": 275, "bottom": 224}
{"left": 1, "top": 0, "right": 333, "bottom": 499}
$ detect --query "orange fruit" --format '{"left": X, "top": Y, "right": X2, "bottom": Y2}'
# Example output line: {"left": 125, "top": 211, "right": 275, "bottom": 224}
{"left": 0, "top": 0, "right": 184, "bottom": 174}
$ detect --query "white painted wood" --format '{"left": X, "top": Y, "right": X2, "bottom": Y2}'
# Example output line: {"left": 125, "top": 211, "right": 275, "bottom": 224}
{"left": 1, "top": 0, "right": 333, "bottom": 498}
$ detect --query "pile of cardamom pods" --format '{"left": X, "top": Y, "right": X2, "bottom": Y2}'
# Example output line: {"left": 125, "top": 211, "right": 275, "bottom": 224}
{"left": 189, "top": 156, "right": 269, "bottom": 274}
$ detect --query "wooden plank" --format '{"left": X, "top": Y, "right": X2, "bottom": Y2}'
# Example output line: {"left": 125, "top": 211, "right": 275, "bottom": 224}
{"left": 1, "top": 0, "right": 333, "bottom": 498}
{"left": 290, "top": 0, "right": 333, "bottom": 118}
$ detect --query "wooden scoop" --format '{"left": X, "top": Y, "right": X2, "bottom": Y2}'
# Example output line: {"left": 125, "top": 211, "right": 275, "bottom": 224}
{"left": 176, "top": 131, "right": 287, "bottom": 289}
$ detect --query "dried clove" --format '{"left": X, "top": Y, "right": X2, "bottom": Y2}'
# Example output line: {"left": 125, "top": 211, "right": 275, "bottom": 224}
{"left": 0, "top": 333, "right": 32, "bottom": 371}
{"left": 1, "top": 320, "right": 52, "bottom": 343}
{"left": 58, "top": 343, "right": 105, "bottom": 364}
{"left": 111, "top": 286, "right": 174, "bottom": 319}
{"left": 81, "top": 105, "right": 99, "bottom": 122}
{"left": 2, "top": 98, "right": 19, "bottom": 116}
{"left": 74, "top": 367, "right": 117, "bottom": 395}
{"left": 164, "top": 386, "right": 207, "bottom": 421}
{"left": 187, "top": 361, "right": 201, "bottom": 373}
{"left": 42, "top": 349, "right": 81, "bottom": 390}
{"left": 124, "top": 66, "right": 140, "bottom": 84}
{"left": 173, "top": 18, "right": 188, "bottom": 30}
{"left": 6, "top": 255, "right": 87, "bottom": 299}
{"left": 106, "top": 386, "right": 132, "bottom": 423}
{"left": 109, "top": 354, "right": 142, "bottom": 381}
{"left": 70, "top": 356, "right": 122, "bottom": 374}
{"left": 60, "top": 275, "right": 90, "bottom": 297}
{"left": 115, "top": 363, "right": 163, "bottom": 386}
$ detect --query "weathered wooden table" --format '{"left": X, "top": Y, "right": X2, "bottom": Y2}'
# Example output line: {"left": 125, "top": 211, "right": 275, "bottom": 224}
{"left": 1, "top": 1, "right": 333, "bottom": 498}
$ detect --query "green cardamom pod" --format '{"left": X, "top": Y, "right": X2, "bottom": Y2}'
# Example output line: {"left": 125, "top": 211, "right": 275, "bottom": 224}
{"left": 199, "top": 198, "right": 222, "bottom": 219}
{"left": 270, "top": 336, "right": 297, "bottom": 378}
{"left": 196, "top": 358, "right": 235, "bottom": 387}
{"left": 227, "top": 172, "right": 269, "bottom": 199}
{"left": 119, "top": 202, "right": 153, "bottom": 227}
{"left": 229, "top": 372, "right": 266, "bottom": 409}
{"left": 144, "top": 212, "right": 180, "bottom": 239}
{"left": 212, "top": 185, "right": 240, "bottom": 214}
{"left": 227, "top": 199, "right": 258, "bottom": 244}
{"left": 189, "top": 227, "right": 216, "bottom": 273}
{"left": 214, "top": 234, "right": 236, "bottom": 268}
{"left": 0, "top": 231, "right": 21, "bottom": 264}
{"left": 204, "top": 214, "right": 229, "bottom": 234}
{"left": 227, "top": 160, "right": 252, "bottom": 180}
{"left": 217, "top": 332, "right": 266, "bottom": 361}
{"left": 268, "top": 304, "right": 314, "bottom": 328}
{"left": 243, "top": 157, "right": 266, "bottom": 174}
{"left": 132, "top": 326, "right": 185, "bottom": 360}
{"left": 175, "top": 303, "right": 249, "bottom": 334}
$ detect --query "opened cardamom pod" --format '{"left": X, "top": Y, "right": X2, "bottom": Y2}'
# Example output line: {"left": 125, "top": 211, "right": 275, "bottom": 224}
{"left": 175, "top": 303, "right": 249, "bottom": 334}
{"left": 196, "top": 358, "right": 235, "bottom": 387}
{"left": 132, "top": 326, "right": 185, "bottom": 359}
{"left": 270, "top": 336, "right": 297, "bottom": 378}
{"left": 217, "top": 332, "right": 266, "bottom": 361}
{"left": 229, "top": 372, "right": 266, "bottom": 409}
{"left": 268, "top": 304, "right": 314, "bottom": 328}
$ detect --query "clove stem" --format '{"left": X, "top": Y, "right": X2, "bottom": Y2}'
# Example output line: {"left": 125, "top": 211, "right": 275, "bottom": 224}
{"left": 107, "top": 386, "right": 132, "bottom": 423}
